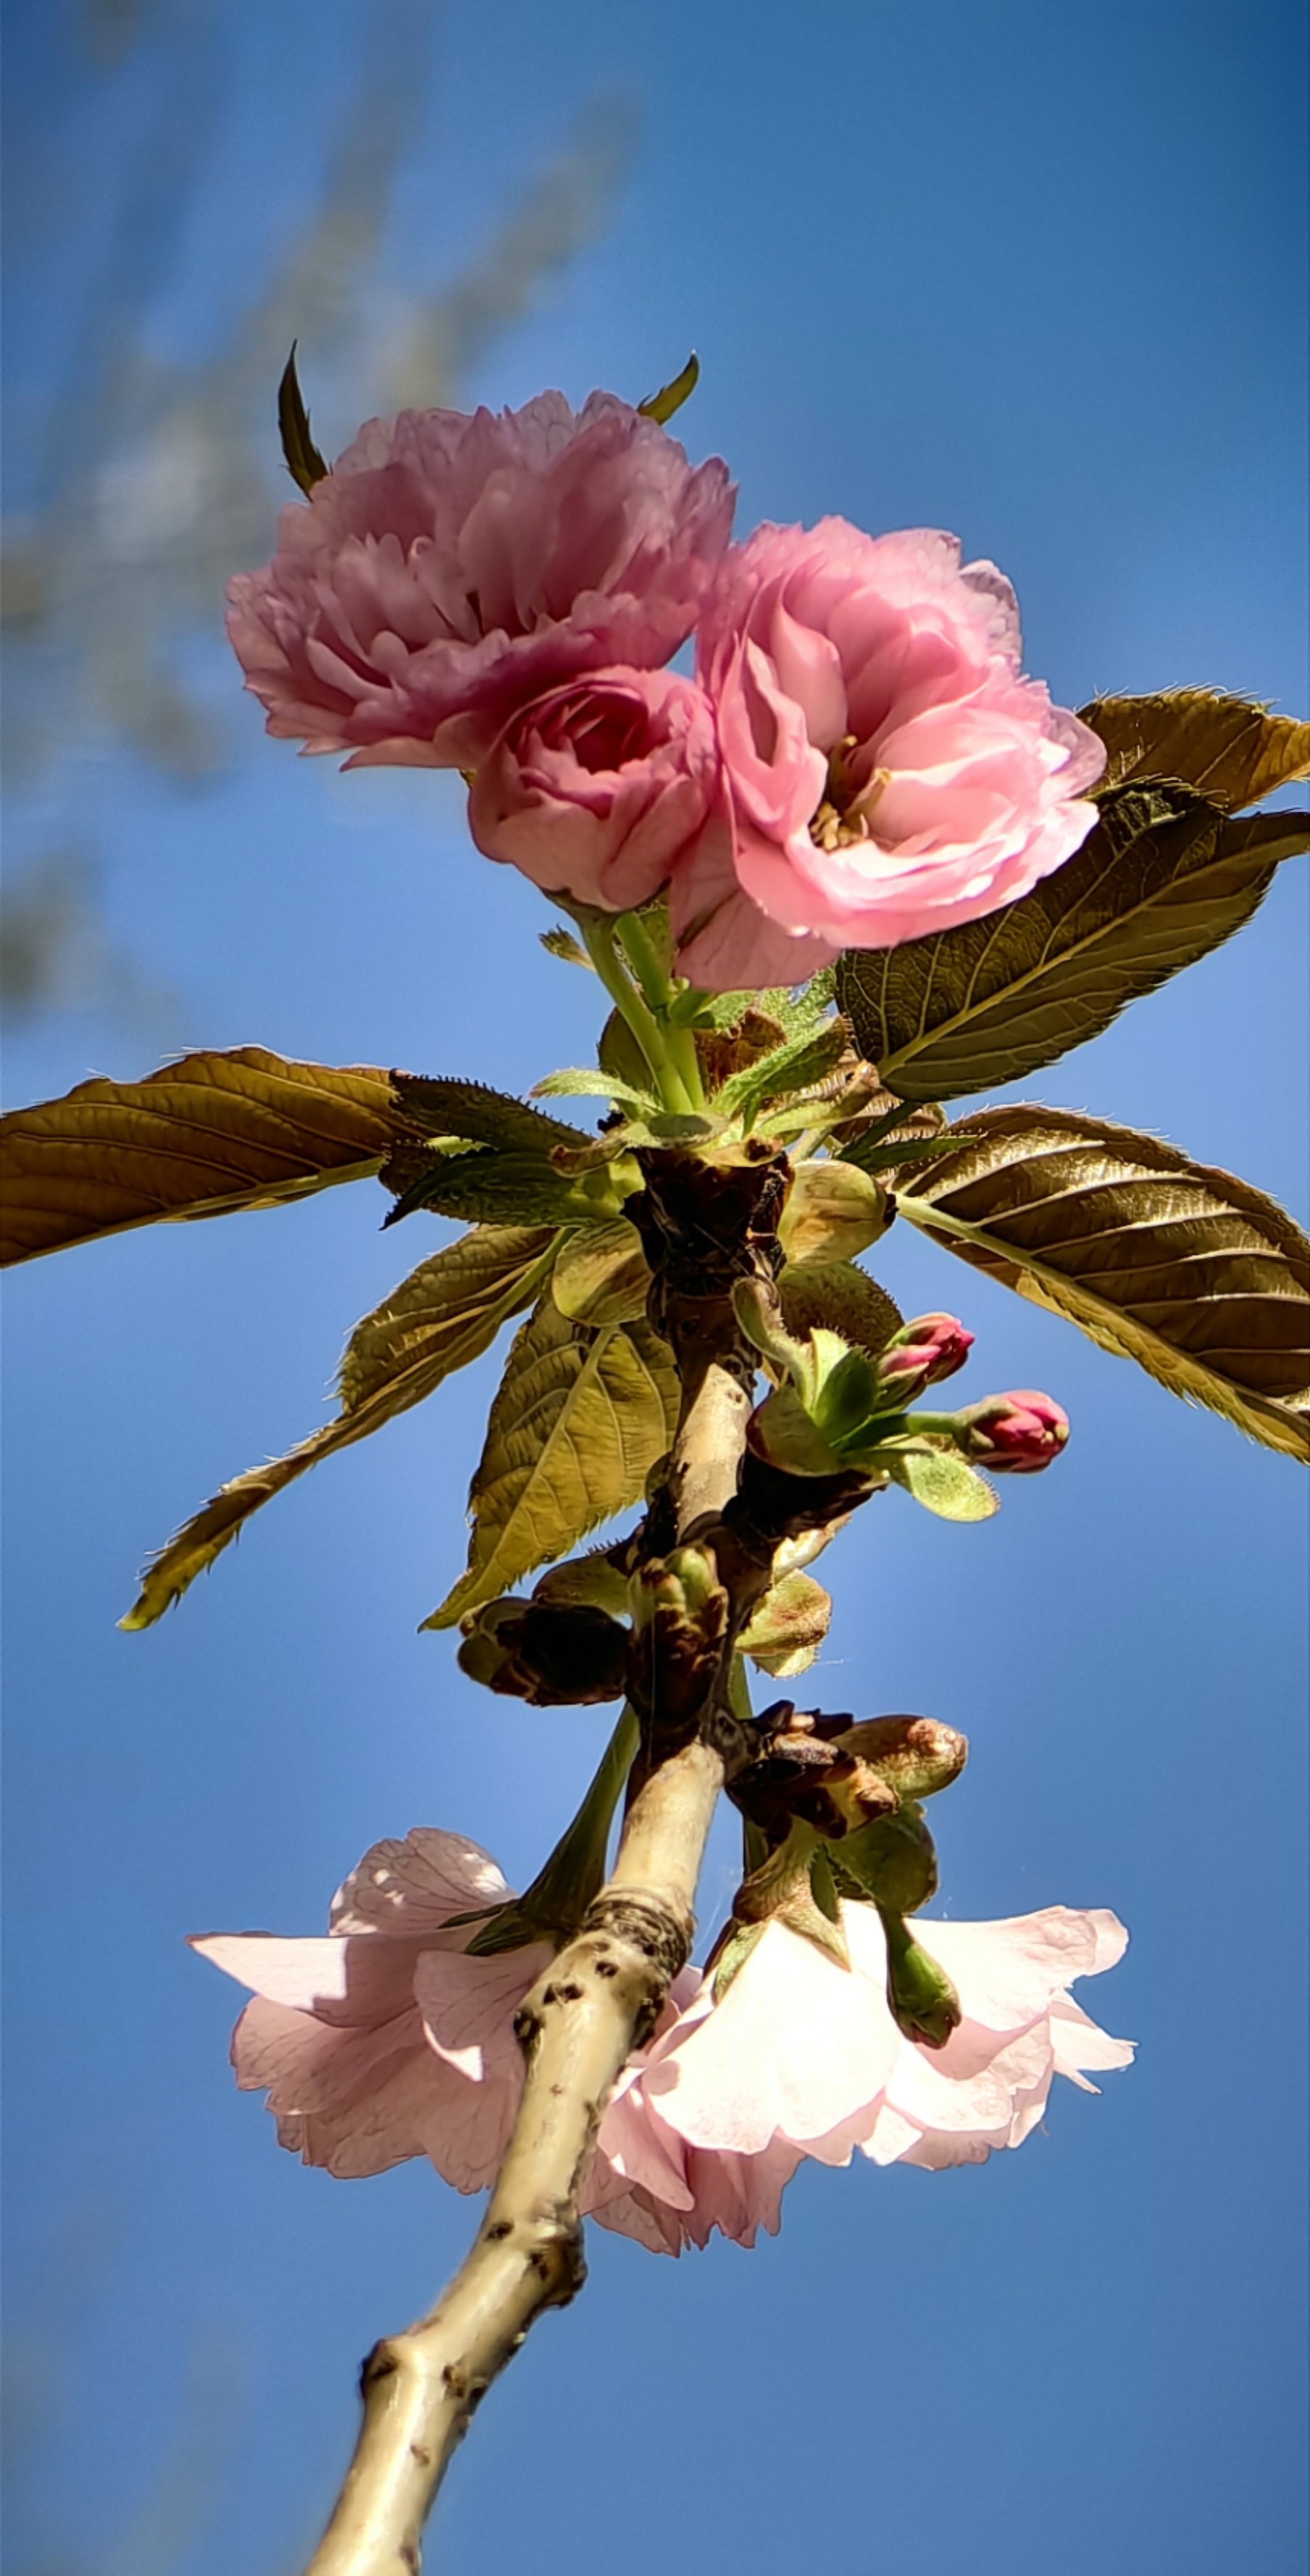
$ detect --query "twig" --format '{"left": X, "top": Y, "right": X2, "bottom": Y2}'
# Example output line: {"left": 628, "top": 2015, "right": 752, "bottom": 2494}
{"left": 302, "top": 1317, "right": 753, "bottom": 2575}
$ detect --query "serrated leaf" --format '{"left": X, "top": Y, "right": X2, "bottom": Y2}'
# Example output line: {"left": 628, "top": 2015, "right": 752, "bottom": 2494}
{"left": 277, "top": 343, "right": 328, "bottom": 493}
{"left": 383, "top": 1145, "right": 634, "bottom": 1229}
{"left": 425, "top": 1303, "right": 680, "bottom": 1627}
{"left": 121, "top": 1226, "right": 559, "bottom": 1627}
{"left": 551, "top": 1220, "right": 651, "bottom": 1327}
{"left": 894, "top": 1106, "right": 1310, "bottom": 1460}
{"left": 887, "top": 1449, "right": 999, "bottom": 1521}
{"left": 637, "top": 351, "right": 700, "bottom": 423}
{"left": 532, "top": 1067, "right": 656, "bottom": 1112}
{"left": 778, "top": 1160, "right": 889, "bottom": 1264}
{"left": 1, "top": 1048, "right": 410, "bottom": 1266}
{"left": 390, "top": 1074, "right": 585, "bottom": 1154}
{"left": 1081, "top": 689, "right": 1310, "bottom": 806}
{"left": 836, "top": 786, "right": 1309, "bottom": 1102}
{"left": 777, "top": 1260, "right": 904, "bottom": 1355}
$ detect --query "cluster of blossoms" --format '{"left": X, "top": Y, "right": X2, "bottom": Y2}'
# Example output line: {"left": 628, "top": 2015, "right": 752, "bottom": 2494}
{"left": 196, "top": 1823, "right": 1131, "bottom": 2255}
{"left": 228, "top": 388, "right": 1105, "bottom": 984}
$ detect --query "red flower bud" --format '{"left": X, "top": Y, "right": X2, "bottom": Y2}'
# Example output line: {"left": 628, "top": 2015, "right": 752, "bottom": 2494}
{"left": 876, "top": 1313, "right": 974, "bottom": 1405}
{"left": 961, "top": 1390, "right": 1069, "bottom": 1472}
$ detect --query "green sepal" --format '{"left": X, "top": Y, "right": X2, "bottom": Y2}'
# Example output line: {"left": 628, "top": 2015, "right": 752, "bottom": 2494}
{"left": 464, "top": 1703, "right": 640, "bottom": 1954}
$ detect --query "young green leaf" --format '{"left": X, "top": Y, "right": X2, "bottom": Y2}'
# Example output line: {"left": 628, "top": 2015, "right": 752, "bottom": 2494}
{"left": 894, "top": 1106, "right": 1310, "bottom": 1461}
{"left": 738, "top": 1570, "right": 833, "bottom": 1677}
{"left": 531, "top": 1067, "right": 656, "bottom": 1112}
{"left": 120, "top": 1225, "right": 559, "bottom": 1627}
{"left": 383, "top": 1145, "right": 635, "bottom": 1229}
{"left": 425, "top": 1302, "right": 680, "bottom": 1627}
{"left": 277, "top": 343, "right": 329, "bottom": 494}
{"left": 0, "top": 1047, "right": 411, "bottom": 1265}
{"left": 836, "top": 785, "right": 1309, "bottom": 1102}
{"left": 713, "top": 1019, "right": 851, "bottom": 1126}
{"left": 886, "top": 1449, "right": 999, "bottom": 1521}
{"left": 637, "top": 351, "right": 700, "bottom": 423}
{"left": 1081, "top": 689, "right": 1310, "bottom": 807}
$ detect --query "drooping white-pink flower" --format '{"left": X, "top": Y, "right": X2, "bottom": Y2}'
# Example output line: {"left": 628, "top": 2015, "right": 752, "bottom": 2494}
{"left": 620, "top": 1901, "right": 1132, "bottom": 2197}
{"left": 196, "top": 1835, "right": 1131, "bottom": 2256}
{"left": 669, "top": 517, "right": 1106, "bottom": 988}
{"left": 226, "top": 393, "right": 734, "bottom": 772}
{"left": 192, "top": 1828, "right": 551, "bottom": 2191}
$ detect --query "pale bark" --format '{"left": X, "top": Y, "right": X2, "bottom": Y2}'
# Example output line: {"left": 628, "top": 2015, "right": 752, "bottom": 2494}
{"left": 302, "top": 1309, "right": 751, "bottom": 2576}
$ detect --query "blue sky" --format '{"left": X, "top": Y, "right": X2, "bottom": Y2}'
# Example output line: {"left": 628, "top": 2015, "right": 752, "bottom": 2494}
{"left": 4, "top": 4, "right": 1306, "bottom": 2572}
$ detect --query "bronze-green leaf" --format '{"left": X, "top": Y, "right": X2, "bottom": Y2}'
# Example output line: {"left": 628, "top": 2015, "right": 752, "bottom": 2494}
{"left": 1081, "top": 688, "right": 1310, "bottom": 807}
{"left": 1, "top": 1048, "right": 412, "bottom": 1266}
{"left": 277, "top": 343, "right": 328, "bottom": 493}
{"left": 551, "top": 1220, "right": 651, "bottom": 1327}
{"left": 120, "top": 1225, "right": 559, "bottom": 1627}
{"left": 836, "top": 787, "right": 1309, "bottom": 1101}
{"left": 893, "top": 1107, "right": 1310, "bottom": 1460}
{"left": 425, "top": 1301, "right": 680, "bottom": 1627}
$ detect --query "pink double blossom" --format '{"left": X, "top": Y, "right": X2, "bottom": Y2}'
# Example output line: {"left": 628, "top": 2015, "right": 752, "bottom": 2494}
{"left": 226, "top": 392, "right": 733, "bottom": 772}
{"left": 669, "top": 518, "right": 1106, "bottom": 988}
{"left": 468, "top": 667, "right": 722, "bottom": 913}
{"left": 196, "top": 1828, "right": 1130, "bottom": 2255}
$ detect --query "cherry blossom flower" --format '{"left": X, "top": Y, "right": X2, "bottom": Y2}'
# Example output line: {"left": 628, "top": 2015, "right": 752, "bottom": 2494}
{"left": 195, "top": 1833, "right": 1130, "bottom": 2256}
{"left": 226, "top": 393, "right": 733, "bottom": 771}
{"left": 467, "top": 666, "right": 722, "bottom": 912}
{"left": 957, "top": 1391, "right": 1071, "bottom": 1472}
{"left": 624, "top": 1901, "right": 1132, "bottom": 2196}
{"left": 669, "top": 518, "right": 1105, "bottom": 987}
{"left": 192, "top": 1827, "right": 551, "bottom": 2191}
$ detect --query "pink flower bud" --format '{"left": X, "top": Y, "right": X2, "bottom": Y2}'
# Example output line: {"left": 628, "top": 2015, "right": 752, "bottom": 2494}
{"left": 876, "top": 1314, "right": 974, "bottom": 1405}
{"left": 961, "top": 1390, "right": 1069, "bottom": 1472}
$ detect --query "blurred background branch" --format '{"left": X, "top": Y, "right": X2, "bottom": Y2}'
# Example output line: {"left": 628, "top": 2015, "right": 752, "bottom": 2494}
{"left": 2, "top": 0, "right": 633, "bottom": 1028}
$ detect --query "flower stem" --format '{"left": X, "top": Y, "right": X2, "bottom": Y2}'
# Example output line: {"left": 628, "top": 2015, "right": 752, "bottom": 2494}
{"left": 573, "top": 910, "right": 696, "bottom": 1114}
{"left": 466, "top": 1703, "right": 640, "bottom": 1953}
{"left": 615, "top": 912, "right": 707, "bottom": 1111}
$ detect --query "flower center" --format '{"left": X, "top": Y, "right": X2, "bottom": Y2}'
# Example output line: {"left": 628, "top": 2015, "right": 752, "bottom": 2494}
{"left": 809, "top": 735, "right": 890, "bottom": 853}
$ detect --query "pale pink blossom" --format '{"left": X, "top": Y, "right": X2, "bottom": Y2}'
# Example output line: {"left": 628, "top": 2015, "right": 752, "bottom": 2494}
{"left": 669, "top": 519, "right": 1105, "bottom": 988}
{"left": 467, "top": 667, "right": 722, "bottom": 912}
{"left": 227, "top": 393, "right": 733, "bottom": 771}
{"left": 622, "top": 1902, "right": 1132, "bottom": 2190}
{"left": 194, "top": 1835, "right": 1130, "bottom": 2256}
{"left": 192, "top": 1828, "right": 551, "bottom": 2190}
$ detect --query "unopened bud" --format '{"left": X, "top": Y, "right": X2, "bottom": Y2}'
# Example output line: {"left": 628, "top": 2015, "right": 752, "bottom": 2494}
{"left": 956, "top": 1390, "right": 1069, "bottom": 1472}
{"left": 875, "top": 1314, "right": 973, "bottom": 1406}
{"left": 834, "top": 1715, "right": 968, "bottom": 1800}
{"left": 880, "top": 1909, "right": 961, "bottom": 2048}
{"left": 457, "top": 1596, "right": 627, "bottom": 1705}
